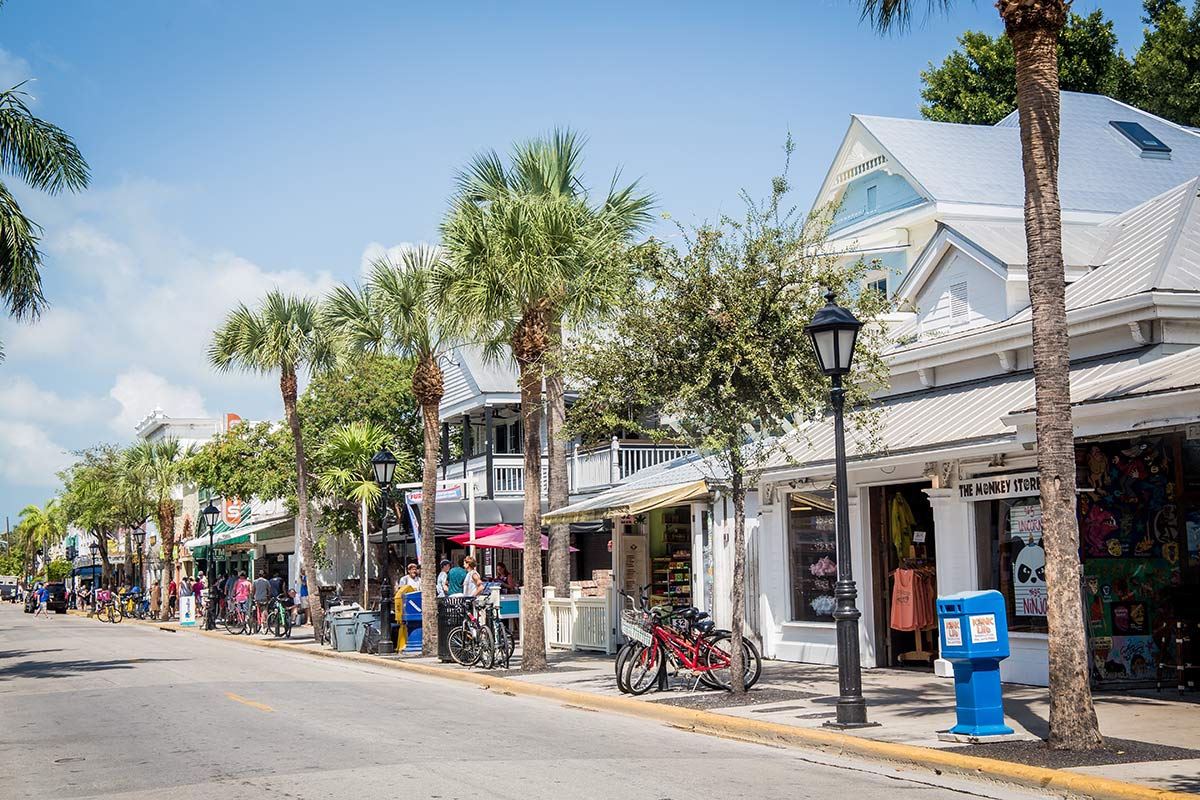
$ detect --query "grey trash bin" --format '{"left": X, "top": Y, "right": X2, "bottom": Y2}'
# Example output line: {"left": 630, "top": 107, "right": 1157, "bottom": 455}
{"left": 331, "top": 616, "right": 359, "bottom": 652}
{"left": 354, "top": 611, "right": 381, "bottom": 652}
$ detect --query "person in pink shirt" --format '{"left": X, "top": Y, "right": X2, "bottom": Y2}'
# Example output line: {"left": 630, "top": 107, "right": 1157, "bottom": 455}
{"left": 234, "top": 571, "right": 252, "bottom": 614}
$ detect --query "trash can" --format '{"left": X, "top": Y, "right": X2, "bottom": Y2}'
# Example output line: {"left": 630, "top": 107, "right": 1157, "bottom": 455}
{"left": 331, "top": 615, "right": 360, "bottom": 653}
{"left": 437, "top": 597, "right": 473, "bottom": 662}
{"left": 354, "top": 610, "right": 381, "bottom": 652}
{"left": 937, "top": 590, "right": 1014, "bottom": 737}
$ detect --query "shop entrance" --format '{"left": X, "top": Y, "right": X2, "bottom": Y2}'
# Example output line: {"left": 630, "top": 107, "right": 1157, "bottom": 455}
{"left": 868, "top": 482, "right": 938, "bottom": 669}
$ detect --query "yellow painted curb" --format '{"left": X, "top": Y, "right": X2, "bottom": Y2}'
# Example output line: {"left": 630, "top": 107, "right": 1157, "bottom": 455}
{"left": 160, "top": 627, "right": 1191, "bottom": 800}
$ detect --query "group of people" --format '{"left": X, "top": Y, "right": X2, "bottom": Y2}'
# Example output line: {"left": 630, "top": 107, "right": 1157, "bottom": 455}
{"left": 221, "top": 570, "right": 309, "bottom": 626}
{"left": 389, "top": 557, "right": 517, "bottom": 602}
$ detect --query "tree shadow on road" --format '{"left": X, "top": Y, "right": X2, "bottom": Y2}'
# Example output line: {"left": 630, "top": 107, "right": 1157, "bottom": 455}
{"left": 0, "top": 649, "right": 63, "bottom": 660}
{"left": 0, "top": 657, "right": 182, "bottom": 680}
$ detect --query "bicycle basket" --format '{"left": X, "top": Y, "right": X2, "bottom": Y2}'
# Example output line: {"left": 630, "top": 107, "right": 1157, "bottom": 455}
{"left": 619, "top": 609, "right": 653, "bottom": 646}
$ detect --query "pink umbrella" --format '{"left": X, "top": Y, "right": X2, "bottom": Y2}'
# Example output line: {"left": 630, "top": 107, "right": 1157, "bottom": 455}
{"left": 452, "top": 526, "right": 578, "bottom": 552}
{"left": 447, "top": 523, "right": 517, "bottom": 545}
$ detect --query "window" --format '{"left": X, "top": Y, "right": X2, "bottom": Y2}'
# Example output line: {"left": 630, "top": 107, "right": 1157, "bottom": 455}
{"left": 866, "top": 275, "right": 887, "bottom": 297}
{"left": 865, "top": 185, "right": 878, "bottom": 212}
{"left": 788, "top": 495, "right": 837, "bottom": 622}
{"left": 949, "top": 280, "right": 969, "bottom": 321}
{"left": 974, "top": 498, "right": 1048, "bottom": 634}
{"left": 1110, "top": 120, "right": 1171, "bottom": 154}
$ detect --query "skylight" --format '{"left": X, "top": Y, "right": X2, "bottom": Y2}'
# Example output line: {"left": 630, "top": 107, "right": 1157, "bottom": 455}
{"left": 1110, "top": 121, "right": 1171, "bottom": 154}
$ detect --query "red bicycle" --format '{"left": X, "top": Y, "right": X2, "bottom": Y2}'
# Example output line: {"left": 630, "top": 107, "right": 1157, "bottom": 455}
{"left": 620, "top": 603, "right": 761, "bottom": 694}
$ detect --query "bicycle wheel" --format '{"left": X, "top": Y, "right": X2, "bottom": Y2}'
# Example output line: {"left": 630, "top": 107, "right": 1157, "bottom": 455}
{"left": 493, "top": 623, "right": 514, "bottom": 668}
{"left": 107, "top": 604, "right": 120, "bottom": 624}
{"left": 623, "top": 641, "right": 663, "bottom": 695}
{"left": 701, "top": 633, "right": 762, "bottom": 690}
{"left": 476, "top": 626, "right": 495, "bottom": 670}
{"left": 614, "top": 643, "right": 636, "bottom": 694}
{"left": 277, "top": 604, "right": 292, "bottom": 639}
{"left": 223, "top": 609, "right": 244, "bottom": 635}
{"left": 447, "top": 627, "right": 479, "bottom": 666}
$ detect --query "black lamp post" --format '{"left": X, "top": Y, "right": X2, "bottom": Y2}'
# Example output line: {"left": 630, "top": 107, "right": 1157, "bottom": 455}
{"left": 202, "top": 501, "right": 220, "bottom": 630}
{"left": 371, "top": 448, "right": 398, "bottom": 655}
{"left": 133, "top": 527, "right": 146, "bottom": 592}
{"left": 805, "top": 289, "right": 874, "bottom": 729}
{"left": 89, "top": 541, "right": 99, "bottom": 615}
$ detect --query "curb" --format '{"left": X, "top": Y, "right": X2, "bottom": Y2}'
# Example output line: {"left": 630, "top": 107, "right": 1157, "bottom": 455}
{"left": 79, "top": 610, "right": 1190, "bottom": 800}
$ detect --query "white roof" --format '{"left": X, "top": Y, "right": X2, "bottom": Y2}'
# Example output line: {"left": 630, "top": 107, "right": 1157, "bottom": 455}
{"left": 853, "top": 93, "right": 1200, "bottom": 214}
{"left": 1069, "top": 346, "right": 1200, "bottom": 407}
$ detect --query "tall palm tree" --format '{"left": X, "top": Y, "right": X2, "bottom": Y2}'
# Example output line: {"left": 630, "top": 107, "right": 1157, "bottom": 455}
{"left": 19, "top": 499, "right": 63, "bottom": 578}
{"left": 859, "top": 0, "right": 1100, "bottom": 750}
{"left": 324, "top": 245, "right": 459, "bottom": 656}
{"left": 0, "top": 83, "right": 90, "bottom": 354}
{"left": 129, "top": 438, "right": 192, "bottom": 619}
{"left": 209, "top": 290, "right": 337, "bottom": 635}
{"left": 316, "top": 421, "right": 412, "bottom": 607}
{"left": 439, "top": 131, "right": 650, "bottom": 669}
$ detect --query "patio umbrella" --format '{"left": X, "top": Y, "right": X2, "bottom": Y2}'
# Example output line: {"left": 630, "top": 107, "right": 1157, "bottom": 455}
{"left": 452, "top": 526, "right": 578, "bottom": 552}
{"left": 447, "top": 523, "right": 518, "bottom": 546}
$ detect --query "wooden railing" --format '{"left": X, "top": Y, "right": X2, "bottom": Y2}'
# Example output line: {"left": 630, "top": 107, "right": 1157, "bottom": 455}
{"left": 543, "top": 586, "right": 614, "bottom": 653}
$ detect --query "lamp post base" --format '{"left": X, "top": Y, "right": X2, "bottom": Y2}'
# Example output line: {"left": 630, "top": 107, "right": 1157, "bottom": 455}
{"left": 823, "top": 699, "right": 879, "bottom": 729}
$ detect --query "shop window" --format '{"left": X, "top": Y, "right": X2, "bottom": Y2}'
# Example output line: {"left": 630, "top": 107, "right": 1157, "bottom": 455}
{"left": 975, "top": 498, "right": 1048, "bottom": 634}
{"left": 787, "top": 494, "right": 836, "bottom": 622}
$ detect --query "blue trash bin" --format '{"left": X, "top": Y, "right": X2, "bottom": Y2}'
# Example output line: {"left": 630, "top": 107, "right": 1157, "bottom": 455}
{"left": 937, "top": 590, "right": 1014, "bottom": 737}
{"left": 401, "top": 593, "right": 422, "bottom": 654}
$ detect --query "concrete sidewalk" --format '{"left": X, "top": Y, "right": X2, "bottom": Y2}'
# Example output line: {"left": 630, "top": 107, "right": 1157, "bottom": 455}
{"left": 91, "top": 612, "right": 1200, "bottom": 797}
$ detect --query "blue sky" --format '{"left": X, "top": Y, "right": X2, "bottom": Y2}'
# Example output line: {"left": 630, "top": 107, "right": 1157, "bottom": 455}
{"left": 0, "top": 1, "right": 1148, "bottom": 523}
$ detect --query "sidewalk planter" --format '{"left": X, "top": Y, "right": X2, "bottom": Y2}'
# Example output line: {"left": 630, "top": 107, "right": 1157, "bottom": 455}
{"left": 937, "top": 590, "right": 1014, "bottom": 737}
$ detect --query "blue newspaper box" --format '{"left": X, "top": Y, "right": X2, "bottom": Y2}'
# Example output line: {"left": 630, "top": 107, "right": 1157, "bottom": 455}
{"left": 937, "top": 590, "right": 1013, "bottom": 737}
{"left": 401, "top": 592, "right": 422, "bottom": 654}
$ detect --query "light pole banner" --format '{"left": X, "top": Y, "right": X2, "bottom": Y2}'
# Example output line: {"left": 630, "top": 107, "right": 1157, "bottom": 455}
{"left": 179, "top": 595, "right": 196, "bottom": 626}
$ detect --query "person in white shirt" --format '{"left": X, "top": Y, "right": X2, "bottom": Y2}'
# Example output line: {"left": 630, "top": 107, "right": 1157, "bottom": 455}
{"left": 462, "top": 556, "right": 483, "bottom": 598}
{"left": 398, "top": 563, "right": 421, "bottom": 591}
{"left": 436, "top": 559, "right": 451, "bottom": 597}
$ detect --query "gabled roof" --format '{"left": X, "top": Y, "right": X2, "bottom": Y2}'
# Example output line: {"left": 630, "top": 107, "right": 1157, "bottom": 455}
{"left": 439, "top": 346, "right": 520, "bottom": 416}
{"left": 848, "top": 93, "right": 1200, "bottom": 214}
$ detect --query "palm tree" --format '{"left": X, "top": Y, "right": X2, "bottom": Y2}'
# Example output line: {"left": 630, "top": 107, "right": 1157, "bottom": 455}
{"left": 0, "top": 83, "right": 90, "bottom": 354}
{"left": 324, "top": 245, "right": 459, "bottom": 656}
{"left": 19, "top": 499, "right": 64, "bottom": 578}
{"left": 129, "top": 438, "right": 191, "bottom": 619}
{"left": 859, "top": 0, "right": 1100, "bottom": 750}
{"left": 439, "top": 130, "right": 650, "bottom": 669}
{"left": 209, "top": 289, "right": 337, "bottom": 635}
{"left": 316, "top": 421, "right": 412, "bottom": 607}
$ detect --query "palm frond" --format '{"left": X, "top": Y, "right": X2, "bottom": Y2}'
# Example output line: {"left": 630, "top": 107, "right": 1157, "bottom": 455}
{"left": 0, "top": 86, "right": 89, "bottom": 194}
{"left": 0, "top": 178, "right": 44, "bottom": 319}
{"left": 858, "top": 0, "right": 955, "bottom": 33}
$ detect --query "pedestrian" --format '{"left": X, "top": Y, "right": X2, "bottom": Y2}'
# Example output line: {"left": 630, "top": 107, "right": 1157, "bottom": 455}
{"left": 296, "top": 573, "right": 309, "bottom": 626}
{"left": 192, "top": 575, "right": 205, "bottom": 616}
{"left": 149, "top": 580, "right": 161, "bottom": 618}
{"left": 225, "top": 571, "right": 238, "bottom": 607}
{"left": 447, "top": 558, "right": 467, "bottom": 596}
{"left": 252, "top": 572, "right": 270, "bottom": 626}
{"left": 34, "top": 583, "right": 49, "bottom": 618}
{"left": 286, "top": 588, "right": 303, "bottom": 625}
{"left": 167, "top": 577, "right": 178, "bottom": 618}
{"left": 234, "top": 571, "right": 252, "bottom": 615}
{"left": 462, "top": 556, "right": 483, "bottom": 598}
{"left": 398, "top": 563, "right": 420, "bottom": 591}
{"left": 436, "top": 559, "right": 451, "bottom": 597}
{"left": 269, "top": 572, "right": 285, "bottom": 598}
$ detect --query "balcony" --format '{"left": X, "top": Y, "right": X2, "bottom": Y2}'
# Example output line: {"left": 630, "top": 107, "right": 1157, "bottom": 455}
{"left": 442, "top": 437, "right": 695, "bottom": 497}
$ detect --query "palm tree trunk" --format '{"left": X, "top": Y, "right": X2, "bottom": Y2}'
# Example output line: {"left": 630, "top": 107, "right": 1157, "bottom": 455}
{"left": 419, "top": 400, "right": 441, "bottom": 656}
{"left": 1006, "top": 5, "right": 1102, "bottom": 751}
{"left": 729, "top": 447, "right": 747, "bottom": 693}
{"left": 158, "top": 501, "right": 175, "bottom": 620}
{"left": 123, "top": 530, "right": 134, "bottom": 586}
{"left": 282, "top": 366, "right": 324, "bottom": 637}
{"left": 545, "top": 325, "right": 571, "bottom": 595}
{"left": 518, "top": 356, "right": 548, "bottom": 670}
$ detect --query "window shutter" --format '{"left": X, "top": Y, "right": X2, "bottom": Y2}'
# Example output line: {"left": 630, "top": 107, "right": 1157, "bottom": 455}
{"left": 949, "top": 280, "right": 969, "bottom": 320}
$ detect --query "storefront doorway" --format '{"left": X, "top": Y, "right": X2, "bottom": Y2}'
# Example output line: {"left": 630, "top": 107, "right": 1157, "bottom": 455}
{"left": 868, "top": 482, "right": 938, "bottom": 669}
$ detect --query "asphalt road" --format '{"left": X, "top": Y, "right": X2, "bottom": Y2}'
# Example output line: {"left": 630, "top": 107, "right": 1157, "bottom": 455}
{"left": 0, "top": 605, "right": 1047, "bottom": 800}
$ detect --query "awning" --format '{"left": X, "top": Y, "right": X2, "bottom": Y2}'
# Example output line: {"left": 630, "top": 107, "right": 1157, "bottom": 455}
{"left": 182, "top": 515, "right": 291, "bottom": 551}
{"left": 384, "top": 498, "right": 604, "bottom": 539}
{"left": 541, "top": 479, "right": 710, "bottom": 525}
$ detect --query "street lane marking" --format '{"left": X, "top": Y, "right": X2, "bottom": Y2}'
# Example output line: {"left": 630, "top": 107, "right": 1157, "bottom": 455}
{"left": 225, "top": 693, "right": 274, "bottom": 712}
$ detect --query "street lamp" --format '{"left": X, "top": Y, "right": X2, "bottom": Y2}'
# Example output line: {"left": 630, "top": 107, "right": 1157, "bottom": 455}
{"left": 371, "top": 447, "right": 398, "bottom": 655}
{"left": 202, "top": 501, "right": 220, "bottom": 630}
{"left": 133, "top": 527, "right": 146, "bottom": 592}
{"left": 804, "top": 289, "right": 874, "bottom": 729}
{"left": 89, "top": 541, "right": 99, "bottom": 616}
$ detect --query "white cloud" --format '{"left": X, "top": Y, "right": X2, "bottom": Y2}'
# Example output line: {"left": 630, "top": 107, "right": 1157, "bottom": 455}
{"left": 108, "top": 368, "right": 209, "bottom": 435}
{"left": 0, "top": 421, "right": 73, "bottom": 488}
{"left": 0, "top": 48, "right": 32, "bottom": 94}
{"left": 359, "top": 241, "right": 426, "bottom": 279}
{"left": 0, "top": 376, "right": 103, "bottom": 424}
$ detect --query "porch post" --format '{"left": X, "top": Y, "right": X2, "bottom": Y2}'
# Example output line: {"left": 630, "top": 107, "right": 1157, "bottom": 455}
{"left": 923, "top": 487, "right": 976, "bottom": 678}
{"left": 441, "top": 421, "right": 450, "bottom": 480}
{"left": 461, "top": 414, "right": 470, "bottom": 484}
{"left": 484, "top": 406, "right": 494, "bottom": 499}
{"left": 610, "top": 436, "right": 620, "bottom": 485}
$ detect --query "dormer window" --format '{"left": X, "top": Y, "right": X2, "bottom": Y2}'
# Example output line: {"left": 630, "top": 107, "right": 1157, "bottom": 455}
{"left": 1110, "top": 121, "right": 1171, "bottom": 158}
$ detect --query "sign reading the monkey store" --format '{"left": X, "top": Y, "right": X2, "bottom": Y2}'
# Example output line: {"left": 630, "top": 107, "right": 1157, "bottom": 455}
{"left": 958, "top": 471, "right": 1041, "bottom": 501}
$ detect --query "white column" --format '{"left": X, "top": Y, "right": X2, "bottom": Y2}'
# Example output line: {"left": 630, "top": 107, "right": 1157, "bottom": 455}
{"left": 847, "top": 490, "right": 875, "bottom": 667}
{"left": 924, "top": 487, "right": 976, "bottom": 677}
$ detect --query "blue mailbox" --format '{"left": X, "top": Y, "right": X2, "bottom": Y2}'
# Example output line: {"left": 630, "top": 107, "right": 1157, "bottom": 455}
{"left": 936, "top": 590, "right": 1014, "bottom": 737}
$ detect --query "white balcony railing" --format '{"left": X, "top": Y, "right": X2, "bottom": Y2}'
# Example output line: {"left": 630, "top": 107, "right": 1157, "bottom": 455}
{"left": 442, "top": 438, "right": 694, "bottom": 497}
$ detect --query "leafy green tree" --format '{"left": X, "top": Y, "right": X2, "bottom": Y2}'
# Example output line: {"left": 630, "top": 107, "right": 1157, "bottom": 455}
{"left": 43, "top": 558, "right": 70, "bottom": 582}
{"left": 1130, "top": 0, "right": 1200, "bottom": 127}
{"left": 184, "top": 422, "right": 297, "bottom": 506}
{"left": 18, "top": 499, "right": 64, "bottom": 578}
{"left": 920, "top": 10, "right": 1134, "bottom": 124}
{"left": 324, "top": 245, "right": 461, "bottom": 655}
{"left": 567, "top": 149, "right": 887, "bottom": 692}
{"left": 0, "top": 81, "right": 90, "bottom": 358}
{"left": 209, "top": 290, "right": 338, "bottom": 634}
{"left": 862, "top": 0, "right": 1103, "bottom": 750}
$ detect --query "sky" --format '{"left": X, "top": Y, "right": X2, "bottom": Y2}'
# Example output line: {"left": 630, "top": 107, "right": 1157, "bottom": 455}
{"left": 0, "top": 0, "right": 1149, "bottom": 524}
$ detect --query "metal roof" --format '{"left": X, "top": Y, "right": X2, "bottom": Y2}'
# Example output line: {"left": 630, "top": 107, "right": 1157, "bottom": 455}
{"left": 764, "top": 351, "right": 1147, "bottom": 472}
{"left": 944, "top": 220, "right": 1112, "bottom": 269}
{"left": 856, "top": 93, "right": 1200, "bottom": 214}
{"left": 1068, "top": 346, "right": 1200, "bottom": 406}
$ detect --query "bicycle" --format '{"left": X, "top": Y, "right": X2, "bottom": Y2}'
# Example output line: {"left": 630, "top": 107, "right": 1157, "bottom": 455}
{"left": 263, "top": 595, "right": 293, "bottom": 638}
{"left": 223, "top": 600, "right": 250, "bottom": 635}
{"left": 475, "top": 595, "right": 513, "bottom": 669}
{"left": 447, "top": 597, "right": 489, "bottom": 667}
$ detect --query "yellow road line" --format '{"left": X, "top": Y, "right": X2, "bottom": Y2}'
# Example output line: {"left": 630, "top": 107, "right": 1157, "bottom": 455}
{"left": 225, "top": 693, "right": 274, "bottom": 712}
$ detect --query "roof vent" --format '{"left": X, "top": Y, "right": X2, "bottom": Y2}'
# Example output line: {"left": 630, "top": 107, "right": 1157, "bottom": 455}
{"left": 1110, "top": 121, "right": 1171, "bottom": 159}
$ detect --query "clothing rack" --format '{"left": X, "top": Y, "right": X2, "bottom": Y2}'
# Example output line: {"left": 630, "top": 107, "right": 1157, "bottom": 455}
{"left": 894, "top": 555, "right": 937, "bottom": 664}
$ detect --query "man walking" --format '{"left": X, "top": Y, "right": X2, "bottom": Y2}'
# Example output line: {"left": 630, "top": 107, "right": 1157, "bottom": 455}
{"left": 33, "top": 583, "right": 49, "bottom": 618}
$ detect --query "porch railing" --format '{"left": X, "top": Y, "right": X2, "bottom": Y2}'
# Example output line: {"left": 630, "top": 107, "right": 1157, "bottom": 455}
{"left": 543, "top": 586, "right": 614, "bottom": 654}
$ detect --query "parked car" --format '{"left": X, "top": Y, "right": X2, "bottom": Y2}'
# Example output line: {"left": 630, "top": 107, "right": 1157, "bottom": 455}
{"left": 0, "top": 576, "right": 17, "bottom": 602}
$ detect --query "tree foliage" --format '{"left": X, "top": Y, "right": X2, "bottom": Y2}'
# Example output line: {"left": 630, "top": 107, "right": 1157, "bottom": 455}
{"left": 1129, "top": 0, "right": 1200, "bottom": 126}
{"left": 183, "top": 421, "right": 297, "bottom": 507}
{"left": 920, "top": 10, "right": 1135, "bottom": 124}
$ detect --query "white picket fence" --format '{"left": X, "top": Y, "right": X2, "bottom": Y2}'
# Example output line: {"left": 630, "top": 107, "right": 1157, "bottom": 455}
{"left": 543, "top": 586, "right": 615, "bottom": 654}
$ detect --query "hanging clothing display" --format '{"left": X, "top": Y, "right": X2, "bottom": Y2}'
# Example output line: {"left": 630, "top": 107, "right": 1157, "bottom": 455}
{"left": 890, "top": 566, "right": 935, "bottom": 631}
{"left": 890, "top": 493, "right": 916, "bottom": 561}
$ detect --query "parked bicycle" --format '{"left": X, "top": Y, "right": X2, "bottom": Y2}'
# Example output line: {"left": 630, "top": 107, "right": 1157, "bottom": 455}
{"left": 446, "top": 595, "right": 512, "bottom": 669}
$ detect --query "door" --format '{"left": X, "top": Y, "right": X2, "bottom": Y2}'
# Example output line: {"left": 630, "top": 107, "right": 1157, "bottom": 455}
{"left": 870, "top": 482, "right": 938, "bottom": 669}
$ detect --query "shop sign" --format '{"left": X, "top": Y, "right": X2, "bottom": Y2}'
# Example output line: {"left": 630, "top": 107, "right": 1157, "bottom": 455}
{"left": 958, "top": 471, "right": 1040, "bottom": 501}
{"left": 405, "top": 485, "right": 465, "bottom": 504}
{"left": 968, "top": 613, "right": 998, "bottom": 643}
